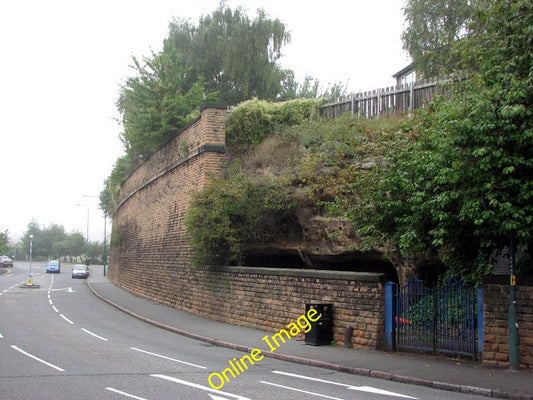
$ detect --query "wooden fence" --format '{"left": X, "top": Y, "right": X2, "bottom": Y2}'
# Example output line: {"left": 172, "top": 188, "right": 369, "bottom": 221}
{"left": 320, "top": 76, "right": 453, "bottom": 119}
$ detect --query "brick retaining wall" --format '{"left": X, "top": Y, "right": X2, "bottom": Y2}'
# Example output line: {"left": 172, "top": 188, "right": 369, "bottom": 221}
{"left": 109, "top": 106, "right": 386, "bottom": 350}
{"left": 108, "top": 106, "right": 533, "bottom": 365}
{"left": 483, "top": 276, "right": 533, "bottom": 371}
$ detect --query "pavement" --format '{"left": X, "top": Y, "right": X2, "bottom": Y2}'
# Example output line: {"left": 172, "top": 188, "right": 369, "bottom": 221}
{"left": 86, "top": 268, "right": 533, "bottom": 400}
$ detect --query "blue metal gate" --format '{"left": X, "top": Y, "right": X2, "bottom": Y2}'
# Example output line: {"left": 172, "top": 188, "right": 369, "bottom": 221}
{"left": 387, "top": 278, "right": 481, "bottom": 359}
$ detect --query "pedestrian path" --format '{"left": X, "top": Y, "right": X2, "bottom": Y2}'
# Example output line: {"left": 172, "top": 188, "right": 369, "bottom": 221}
{"left": 86, "top": 267, "right": 533, "bottom": 400}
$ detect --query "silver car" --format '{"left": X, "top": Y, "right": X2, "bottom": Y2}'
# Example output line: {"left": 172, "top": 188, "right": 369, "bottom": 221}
{"left": 71, "top": 265, "right": 89, "bottom": 279}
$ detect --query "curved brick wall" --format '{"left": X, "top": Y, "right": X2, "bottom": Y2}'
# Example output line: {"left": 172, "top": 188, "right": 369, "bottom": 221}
{"left": 109, "top": 106, "right": 386, "bottom": 349}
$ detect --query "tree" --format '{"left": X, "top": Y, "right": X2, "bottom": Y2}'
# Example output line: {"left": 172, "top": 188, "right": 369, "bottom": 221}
{"left": 164, "top": 2, "right": 291, "bottom": 105}
{"left": 0, "top": 229, "right": 9, "bottom": 255}
{"left": 184, "top": 160, "right": 294, "bottom": 268}
{"left": 117, "top": 50, "right": 210, "bottom": 160}
{"left": 63, "top": 232, "right": 86, "bottom": 261}
{"left": 347, "top": 0, "right": 533, "bottom": 283}
{"left": 103, "top": 3, "right": 296, "bottom": 215}
{"left": 402, "top": 0, "right": 474, "bottom": 77}
{"left": 19, "top": 221, "right": 91, "bottom": 261}
{"left": 20, "top": 220, "right": 42, "bottom": 260}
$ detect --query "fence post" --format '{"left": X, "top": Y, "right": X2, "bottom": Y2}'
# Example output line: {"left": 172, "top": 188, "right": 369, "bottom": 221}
{"left": 385, "top": 281, "right": 397, "bottom": 351}
{"left": 477, "top": 285, "right": 484, "bottom": 359}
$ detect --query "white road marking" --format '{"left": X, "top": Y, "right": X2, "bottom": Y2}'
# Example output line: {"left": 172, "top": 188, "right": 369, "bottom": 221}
{"left": 60, "top": 314, "right": 74, "bottom": 325}
{"left": 131, "top": 347, "right": 206, "bottom": 369}
{"left": 48, "top": 299, "right": 53, "bottom": 305}
{"left": 151, "top": 374, "right": 251, "bottom": 400}
{"left": 272, "top": 371, "right": 418, "bottom": 399}
{"left": 348, "top": 386, "right": 419, "bottom": 398}
{"left": 209, "top": 395, "right": 241, "bottom": 400}
{"left": 106, "top": 387, "right": 148, "bottom": 400}
{"left": 52, "top": 306, "right": 59, "bottom": 313}
{"left": 261, "top": 380, "right": 344, "bottom": 400}
{"left": 0, "top": 331, "right": 3, "bottom": 338}
{"left": 82, "top": 328, "right": 108, "bottom": 341}
{"left": 51, "top": 287, "right": 75, "bottom": 293}
{"left": 10, "top": 345, "right": 65, "bottom": 372}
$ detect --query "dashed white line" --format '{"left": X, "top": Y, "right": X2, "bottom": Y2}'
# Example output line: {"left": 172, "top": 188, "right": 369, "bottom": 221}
{"left": 52, "top": 306, "right": 59, "bottom": 313}
{"left": 131, "top": 347, "right": 206, "bottom": 369}
{"left": 10, "top": 345, "right": 65, "bottom": 372}
{"left": 261, "top": 381, "right": 344, "bottom": 400}
{"left": 271, "top": 370, "right": 418, "bottom": 399}
{"left": 106, "top": 387, "right": 148, "bottom": 400}
{"left": 152, "top": 374, "right": 251, "bottom": 400}
{"left": 81, "top": 328, "right": 108, "bottom": 341}
{"left": 60, "top": 314, "right": 74, "bottom": 325}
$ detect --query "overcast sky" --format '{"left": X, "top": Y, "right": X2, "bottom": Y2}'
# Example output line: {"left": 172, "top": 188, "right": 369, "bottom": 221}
{"left": 0, "top": 0, "right": 410, "bottom": 244}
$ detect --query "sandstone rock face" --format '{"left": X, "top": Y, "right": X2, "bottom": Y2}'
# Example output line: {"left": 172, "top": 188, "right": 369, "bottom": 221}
{"left": 241, "top": 200, "right": 399, "bottom": 281}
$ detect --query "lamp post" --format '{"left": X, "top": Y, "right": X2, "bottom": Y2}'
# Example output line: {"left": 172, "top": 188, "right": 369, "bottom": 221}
{"left": 103, "top": 210, "right": 107, "bottom": 276}
{"left": 83, "top": 195, "right": 107, "bottom": 276}
{"left": 28, "top": 235, "right": 33, "bottom": 275}
{"left": 23, "top": 234, "right": 35, "bottom": 286}
{"left": 76, "top": 204, "right": 89, "bottom": 264}
{"left": 508, "top": 234, "right": 519, "bottom": 370}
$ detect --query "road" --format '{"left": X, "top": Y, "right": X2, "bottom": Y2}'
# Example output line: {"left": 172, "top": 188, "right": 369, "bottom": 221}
{"left": 1, "top": 262, "right": 489, "bottom": 400}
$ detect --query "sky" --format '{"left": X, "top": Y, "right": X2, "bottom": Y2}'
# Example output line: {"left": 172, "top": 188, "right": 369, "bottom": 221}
{"left": 0, "top": 0, "right": 410, "bottom": 244}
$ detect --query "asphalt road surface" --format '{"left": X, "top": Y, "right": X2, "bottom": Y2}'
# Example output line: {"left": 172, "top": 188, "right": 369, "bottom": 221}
{"left": 0, "top": 262, "right": 490, "bottom": 400}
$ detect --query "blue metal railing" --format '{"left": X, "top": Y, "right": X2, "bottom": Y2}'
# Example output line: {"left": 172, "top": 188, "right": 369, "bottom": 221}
{"left": 385, "top": 278, "right": 483, "bottom": 359}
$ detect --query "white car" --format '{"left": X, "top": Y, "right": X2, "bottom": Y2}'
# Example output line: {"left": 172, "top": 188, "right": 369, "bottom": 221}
{"left": 71, "top": 265, "right": 89, "bottom": 279}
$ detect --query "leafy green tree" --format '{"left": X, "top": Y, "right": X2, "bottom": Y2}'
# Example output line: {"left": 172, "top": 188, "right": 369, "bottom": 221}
{"left": 402, "top": 0, "right": 474, "bottom": 77}
{"left": 19, "top": 221, "right": 90, "bottom": 261}
{"left": 0, "top": 230, "right": 9, "bottom": 255}
{"left": 336, "top": 0, "right": 533, "bottom": 284}
{"left": 184, "top": 162, "right": 294, "bottom": 268}
{"left": 164, "top": 2, "right": 291, "bottom": 105}
{"left": 45, "top": 224, "right": 67, "bottom": 259}
{"left": 63, "top": 232, "right": 86, "bottom": 260}
{"left": 100, "top": 155, "right": 131, "bottom": 216}
{"left": 20, "top": 220, "right": 43, "bottom": 260}
{"left": 117, "top": 50, "right": 209, "bottom": 160}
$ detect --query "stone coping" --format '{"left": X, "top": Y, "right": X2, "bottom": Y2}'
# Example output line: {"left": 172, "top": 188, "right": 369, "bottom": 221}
{"left": 204, "top": 265, "right": 386, "bottom": 282}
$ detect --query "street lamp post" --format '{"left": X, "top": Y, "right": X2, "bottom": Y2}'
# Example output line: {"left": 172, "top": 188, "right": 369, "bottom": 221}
{"left": 29, "top": 234, "right": 33, "bottom": 272}
{"left": 82, "top": 195, "right": 108, "bottom": 275}
{"left": 103, "top": 210, "right": 107, "bottom": 276}
{"left": 27, "top": 234, "right": 33, "bottom": 286}
{"left": 76, "top": 204, "right": 89, "bottom": 264}
{"left": 508, "top": 234, "right": 519, "bottom": 370}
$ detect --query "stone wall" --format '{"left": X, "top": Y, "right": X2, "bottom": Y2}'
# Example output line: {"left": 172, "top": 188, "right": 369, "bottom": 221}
{"left": 483, "top": 276, "right": 533, "bottom": 371}
{"left": 109, "top": 106, "right": 386, "bottom": 350}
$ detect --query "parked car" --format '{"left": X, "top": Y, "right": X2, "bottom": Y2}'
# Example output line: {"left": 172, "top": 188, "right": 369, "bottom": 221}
{"left": 71, "top": 264, "right": 89, "bottom": 279}
{"left": 45, "top": 260, "right": 61, "bottom": 273}
{"left": 0, "top": 256, "right": 13, "bottom": 268}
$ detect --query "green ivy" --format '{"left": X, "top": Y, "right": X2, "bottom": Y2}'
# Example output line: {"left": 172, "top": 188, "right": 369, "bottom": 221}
{"left": 226, "top": 98, "right": 319, "bottom": 152}
{"left": 184, "top": 161, "right": 295, "bottom": 268}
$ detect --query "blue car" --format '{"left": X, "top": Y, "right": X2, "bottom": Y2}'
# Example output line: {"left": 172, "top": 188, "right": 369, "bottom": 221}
{"left": 46, "top": 260, "right": 61, "bottom": 273}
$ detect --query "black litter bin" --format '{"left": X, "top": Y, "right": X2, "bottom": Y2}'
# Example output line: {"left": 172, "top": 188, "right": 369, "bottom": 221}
{"left": 305, "top": 303, "right": 333, "bottom": 346}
